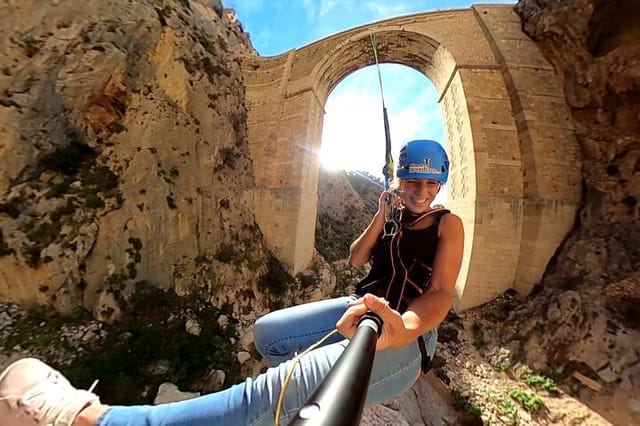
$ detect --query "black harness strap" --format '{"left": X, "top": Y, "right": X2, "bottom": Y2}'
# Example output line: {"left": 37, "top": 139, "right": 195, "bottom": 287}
{"left": 417, "top": 335, "right": 431, "bottom": 374}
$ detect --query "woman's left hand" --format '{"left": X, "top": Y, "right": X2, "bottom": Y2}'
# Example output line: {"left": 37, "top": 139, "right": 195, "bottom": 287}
{"left": 336, "top": 294, "right": 410, "bottom": 351}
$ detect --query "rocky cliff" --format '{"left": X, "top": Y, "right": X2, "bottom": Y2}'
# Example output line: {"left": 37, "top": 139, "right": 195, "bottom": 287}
{"left": 449, "top": 1, "right": 640, "bottom": 424}
{"left": 521, "top": 0, "right": 640, "bottom": 393}
{"left": 0, "top": 0, "right": 338, "bottom": 403}
{"left": 0, "top": 0, "right": 283, "bottom": 321}
{"left": 517, "top": 0, "right": 639, "bottom": 294}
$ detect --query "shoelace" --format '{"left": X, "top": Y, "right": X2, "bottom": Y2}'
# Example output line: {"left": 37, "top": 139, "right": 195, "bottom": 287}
{"left": 10, "top": 372, "right": 98, "bottom": 424}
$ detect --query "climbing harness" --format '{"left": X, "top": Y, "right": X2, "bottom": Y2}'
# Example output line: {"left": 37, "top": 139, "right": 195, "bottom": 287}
{"left": 380, "top": 207, "right": 449, "bottom": 375}
{"left": 383, "top": 207, "right": 449, "bottom": 312}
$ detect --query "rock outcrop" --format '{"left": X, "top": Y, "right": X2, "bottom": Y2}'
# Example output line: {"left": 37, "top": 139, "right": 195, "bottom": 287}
{"left": 0, "top": 0, "right": 273, "bottom": 323}
{"left": 0, "top": 1, "right": 344, "bottom": 405}
{"left": 466, "top": 1, "right": 640, "bottom": 423}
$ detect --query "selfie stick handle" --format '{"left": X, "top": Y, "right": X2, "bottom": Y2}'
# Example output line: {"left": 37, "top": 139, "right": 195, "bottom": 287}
{"left": 288, "top": 312, "right": 383, "bottom": 426}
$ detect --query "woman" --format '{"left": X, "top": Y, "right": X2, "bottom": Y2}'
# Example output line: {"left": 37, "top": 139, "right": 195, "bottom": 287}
{"left": 0, "top": 139, "right": 463, "bottom": 426}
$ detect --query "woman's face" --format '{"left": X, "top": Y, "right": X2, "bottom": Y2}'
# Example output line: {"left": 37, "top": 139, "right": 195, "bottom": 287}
{"left": 398, "top": 178, "right": 441, "bottom": 213}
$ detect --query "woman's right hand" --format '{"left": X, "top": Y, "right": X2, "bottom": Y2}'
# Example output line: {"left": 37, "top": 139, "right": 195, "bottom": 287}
{"left": 377, "top": 190, "right": 402, "bottom": 220}
{"left": 376, "top": 191, "right": 389, "bottom": 217}
{"left": 336, "top": 294, "right": 411, "bottom": 351}
{"left": 349, "top": 191, "right": 395, "bottom": 267}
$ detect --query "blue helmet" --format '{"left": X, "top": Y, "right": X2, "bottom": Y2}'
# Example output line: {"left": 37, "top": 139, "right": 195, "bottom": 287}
{"left": 396, "top": 139, "right": 449, "bottom": 183}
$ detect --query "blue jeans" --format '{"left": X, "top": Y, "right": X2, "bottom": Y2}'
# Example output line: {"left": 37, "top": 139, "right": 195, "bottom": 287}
{"left": 95, "top": 296, "right": 438, "bottom": 426}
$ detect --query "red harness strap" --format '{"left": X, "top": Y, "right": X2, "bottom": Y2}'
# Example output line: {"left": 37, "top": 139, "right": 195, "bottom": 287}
{"left": 385, "top": 228, "right": 408, "bottom": 311}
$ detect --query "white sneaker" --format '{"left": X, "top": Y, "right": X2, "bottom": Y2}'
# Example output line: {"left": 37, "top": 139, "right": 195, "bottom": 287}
{"left": 0, "top": 358, "right": 99, "bottom": 426}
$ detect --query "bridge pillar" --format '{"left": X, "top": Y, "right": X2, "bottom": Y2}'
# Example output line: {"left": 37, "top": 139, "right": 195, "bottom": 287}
{"left": 244, "top": 51, "right": 324, "bottom": 272}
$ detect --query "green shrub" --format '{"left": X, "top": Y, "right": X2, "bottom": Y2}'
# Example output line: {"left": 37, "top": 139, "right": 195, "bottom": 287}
{"left": 522, "top": 372, "right": 558, "bottom": 393}
{"left": 3, "top": 306, "right": 92, "bottom": 351}
{"left": 46, "top": 180, "right": 72, "bottom": 198}
{"left": 40, "top": 137, "right": 96, "bottom": 175}
{"left": 451, "top": 390, "right": 482, "bottom": 417}
{"left": 126, "top": 262, "right": 137, "bottom": 279}
{"left": 215, "top": 243, "right": 236, "bottom": 263}
{"left": 0, "top": 198, "right": 21, "bottom": 218}
{"left": 297, "top": 273, "right": 316, "bottom": 288}
{"left": 85, "top": 194, "right": 105, "bottom": 208}
{"left": 0, "top": 229, "right": 14, "bottom": 256}
{"left": 217, "top": 147, "right": 236, "bottom": 170}
{"left": 25, "top": 221, "right": 61, "bottom": 252}
{"left": 128, "top": 237, "right": 143, "bottom": 251}
{"left": 50, "top": 199, "right": 76, "bottom": 221}
{"left": 166, "top": 196, "right": 177, "bottom": 209}
{"left": 509, "top": 389, "right": 545, "bottom": 412}
{"left": 22, "top": 36, "right": 43, "bottom": 58}
{"left": 314, "top": 213, "right": 358, "bottom": 261}
{"left": 21, "top": 245, "right": 41, "bottom": 267}
{"left": 495, "top": 395, "right": 519, "bottom": 423}
{"left": 471, "top": 322, "right": 486, "bottom": 349}
{"left": 258, "top": 254, "right": 293, "bottom": 297}
{"left": 8, "top": 285, "right": 241, "bottom": 405}
{"left": 106, "top": 121, "right": 126, "bottom": 134}
{"left": 80, "top": 166, "right": 119, "bottom": 193}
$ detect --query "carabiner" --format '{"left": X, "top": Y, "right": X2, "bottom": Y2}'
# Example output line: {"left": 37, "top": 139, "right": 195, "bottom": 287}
{"left": 382, "top": 203, "right": 403, "bottom": 238}
{"left": 382, "top": 217, "right": 401, "bottom": 238}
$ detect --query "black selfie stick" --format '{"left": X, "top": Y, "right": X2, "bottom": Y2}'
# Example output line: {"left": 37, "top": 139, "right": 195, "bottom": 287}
{"left": 288, "top": 312, "right": 383, "bottom": 426}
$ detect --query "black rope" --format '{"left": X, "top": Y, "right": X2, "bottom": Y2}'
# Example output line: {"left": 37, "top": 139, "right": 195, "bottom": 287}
{"left": 370, "top": 34, "right": 394, "bottom": 194}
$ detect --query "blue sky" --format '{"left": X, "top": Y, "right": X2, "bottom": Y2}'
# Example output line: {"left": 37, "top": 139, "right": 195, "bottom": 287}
{"left": 231, "top": 0, "right": 516, "bottom": 177}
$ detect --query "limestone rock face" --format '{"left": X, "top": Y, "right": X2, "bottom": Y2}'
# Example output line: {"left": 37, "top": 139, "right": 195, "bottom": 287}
{"left": 0, "top": 0, "right": 267, "bottom": 320}
{"left": 154, "top": 382, "right": 199, "bottom": 405}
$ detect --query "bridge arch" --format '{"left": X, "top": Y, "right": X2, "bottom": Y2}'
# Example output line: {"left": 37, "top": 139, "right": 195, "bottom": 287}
{"left": 241, "top": 5, "right": 581, "bottom": 310}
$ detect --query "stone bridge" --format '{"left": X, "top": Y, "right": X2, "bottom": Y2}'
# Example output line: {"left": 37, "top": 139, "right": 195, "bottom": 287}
{"left": 240, "top": 4, "right": 581, "bottom": 311}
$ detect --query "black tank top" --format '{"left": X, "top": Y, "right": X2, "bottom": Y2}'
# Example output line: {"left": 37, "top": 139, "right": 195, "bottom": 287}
{"left": 355, "top": 209, "right": 449, "bottom": 310}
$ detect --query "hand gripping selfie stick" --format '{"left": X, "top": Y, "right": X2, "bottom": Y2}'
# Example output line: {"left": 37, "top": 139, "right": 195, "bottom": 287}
{"left": 288, "top": 312, "right": 383, "bottom": 426}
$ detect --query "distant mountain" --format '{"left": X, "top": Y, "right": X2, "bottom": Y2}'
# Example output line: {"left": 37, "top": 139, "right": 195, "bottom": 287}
{"left": 315, "top": 169, "right": 382, "bottom": 261}
{"left": 345, "top": 170, "right": 384, "bottom": 209}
